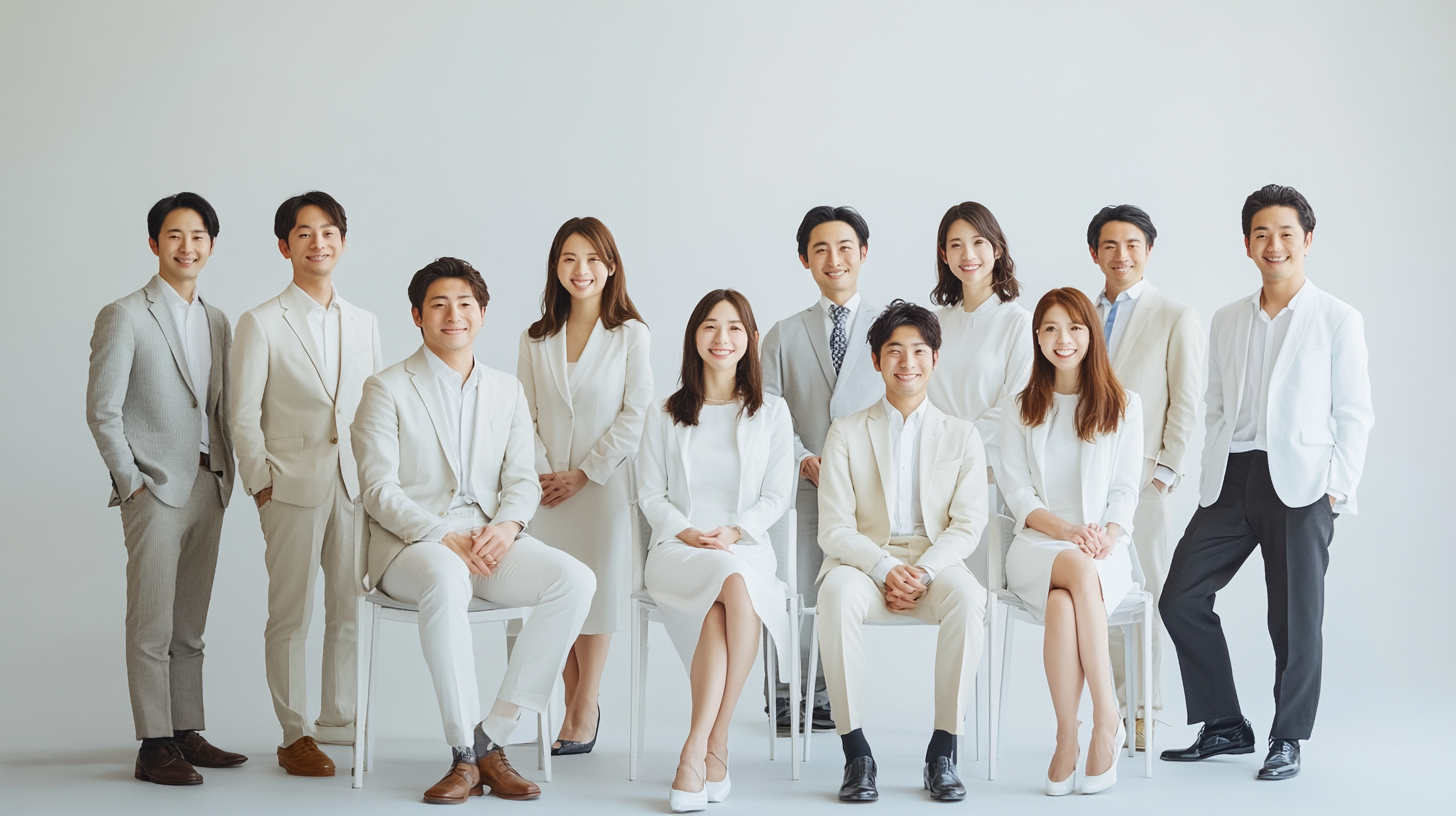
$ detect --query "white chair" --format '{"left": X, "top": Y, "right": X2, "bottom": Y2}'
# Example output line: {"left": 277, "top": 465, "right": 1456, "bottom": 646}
{"left": 628, "top": 503, "right": 802, "bottom": 781}
{"left": 985, "top": 513, "right": 1154, "bottom": 781}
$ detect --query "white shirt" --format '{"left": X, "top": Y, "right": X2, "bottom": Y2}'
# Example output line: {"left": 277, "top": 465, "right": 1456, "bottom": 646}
{"left": 284, "top": 282, "right": 341, "bottom": 397}
{"left": 422, "top": 347, "right": 482, "bottom": 541}
{"left": 157, "top": 275, "right": 212, "bottom": 455}
{"left": 1098, "top": 279, "right": 1177, "bottom": 488}
{"left": 1044, "top": 393, "right": 1085, "bottom": 524}
{"left": 868, "top": 396, "right": 933, "bottom": 587}
{"left": 819, "top": 292, "right": 862, "bottom": 347}
{"left": 686, "top": 403, "right": 742, "bottom": 524}
{"left": 927, "top": 298, "right": 1033, "bottom": 471}
{"left": 1230, "top": 282, "right": 1307, "bottom": 454}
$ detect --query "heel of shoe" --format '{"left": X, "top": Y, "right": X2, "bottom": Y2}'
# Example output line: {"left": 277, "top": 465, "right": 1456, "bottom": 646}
{"left": 705, "top": 775, "right": 730, "bottom": 803}
{"left": 670, "top": 787, "right": 708, "bottom": 812}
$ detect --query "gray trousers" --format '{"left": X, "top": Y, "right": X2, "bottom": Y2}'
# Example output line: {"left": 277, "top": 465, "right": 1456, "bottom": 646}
{"left": 770, "top": 481, "right": 827, "bottom": 706}
{"left": 119, "top": 466, "right": 225, "bottom": 739}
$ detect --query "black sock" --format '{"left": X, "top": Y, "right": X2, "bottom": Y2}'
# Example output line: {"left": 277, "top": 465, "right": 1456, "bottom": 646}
{"left": 925, "top": 729, "right": 956, "bottom": 763}
{"left": 173, "top": 729, "right": 195, "bottom": 743}
{"left": 473, "top": 723, "right": 500, "bottom": 757}
{"left": 841, "top": 728, "right": 872, "bottom": 763}
{"left": 140, "top": 737, "right": 172, "bottom": 751}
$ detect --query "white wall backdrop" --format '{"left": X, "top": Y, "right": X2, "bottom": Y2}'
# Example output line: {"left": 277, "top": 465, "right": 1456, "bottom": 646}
{"left": 1, "top": 0, "right": 1451, "bottom": 787}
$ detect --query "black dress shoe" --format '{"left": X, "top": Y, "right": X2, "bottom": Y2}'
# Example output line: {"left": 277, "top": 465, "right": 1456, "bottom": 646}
{"left": 923, "top": 756, "right": 966, "bottom": 801}
{"left": 773, "top": 698, "right": 801, "bottom": 735}
{"left": 811, "top": 703, "right": 836, "bottom": 732}
{"left": 1257, "top": 739, "right": 1300, "bottom": 780}
{"left": 1160, "top": 718, "right": 1256, "bottom": 761}
{"left": 839, "top": 756, "right": 878, "bottom": 802}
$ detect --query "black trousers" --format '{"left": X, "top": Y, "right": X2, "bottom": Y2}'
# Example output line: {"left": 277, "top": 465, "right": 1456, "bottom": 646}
{"left": 1160, "top": 451, "right": 1335, "bottom": 740}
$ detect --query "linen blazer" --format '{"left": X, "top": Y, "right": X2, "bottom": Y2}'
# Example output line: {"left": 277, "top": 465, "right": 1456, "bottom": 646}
{"left": 516, "top": 319, "right": 652, "bottom": 482}
{"left": 87, "top": 275, "right": 235, "bottom": 509}
{"left": 999, "top": 392, "right": 1145, "bottom": 538}
{"left": 816, "top": 400, "right": 988, "bottom": 582}
{"left": 231, "top": 288, "right": 383, "bottom": 507}
{"left": 1105, "top": 283, "right": 1204, "bottom": 489}
{"left": 351, "top": 347, "right": 541, "bottom": 589}
{"left": 636, "top": 395, "right": 796, "bottom": 550}
{"left": 1199, "top": 280, "right": 1373, "bottom": 514}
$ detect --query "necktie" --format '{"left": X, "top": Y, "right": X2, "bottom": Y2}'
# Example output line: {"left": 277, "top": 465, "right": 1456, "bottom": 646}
{"left": 830, "top": 304, "right": 849, "bottom": 375}
{"left": 1103, "top": 297, "right": 1121, "bottom": 346}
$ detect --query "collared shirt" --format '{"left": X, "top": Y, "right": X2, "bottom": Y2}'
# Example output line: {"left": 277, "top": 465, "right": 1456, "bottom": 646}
{"left": 423, "top": 347, "right": 482, "bottom": 541}
{"left": 1097, "top": 279, "right": 1176, "bottom": 488}
{"left": 284, "top": 282, "right": 341, "bottom": 397}
{"left": 1230, "top": 282, "right": 1307, "bottom": 454}
{"left": 157, "top": 274, "right": 212, "bottom": 455}
{"left": 818, "top": 292, "right": 862, "bottom": 347}
{"left": 868, "top": 396, "right": 934, "bottom": 587}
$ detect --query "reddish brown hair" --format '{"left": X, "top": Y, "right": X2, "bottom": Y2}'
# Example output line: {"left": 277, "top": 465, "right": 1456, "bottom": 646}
{"left": 1018, "top": 287, "right": 1126, "bottom": 441}
{"left": 528, "top": 216, "right": 645, "bottom": 339}
{"left": 665, "top": 289, "right": 763, "bottom": 426}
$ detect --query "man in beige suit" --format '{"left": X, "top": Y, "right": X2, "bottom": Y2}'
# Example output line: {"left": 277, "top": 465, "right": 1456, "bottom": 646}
{"left": 231, "top": 192, "right": 383, "bottom": 775}
{"left": 815, "top": 301, "right": 989, "bottom": 803}
{"left": 1086, "top": 205, "right": 1204, "bottom": 747}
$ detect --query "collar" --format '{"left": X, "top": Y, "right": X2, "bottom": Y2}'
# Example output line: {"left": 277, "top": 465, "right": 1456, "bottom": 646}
{"left": 881, "top": 394, "right": 929, "bottom": 432}
{"left": 423, "top": 345, "right": 480, "bottom": 388}
{"left": 1099, "top": 277, "right": 1148, "bottom": 306}
{"left": 284, "top": 281, "right": 340, "bottom": 313}
{"left": 819, "top": 292, "right": 862, "bottom": 316}
{"left": 1253, "top": 279, "right": 1308, "bottom": 317}
{"left": 155, "top": 274, "right": 202, "bottom": 310}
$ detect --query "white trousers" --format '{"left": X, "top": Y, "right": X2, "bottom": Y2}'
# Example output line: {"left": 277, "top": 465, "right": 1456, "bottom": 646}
{"left": 1110, "top": 481, "right": 1168, "bottom": 716}
{"left": 378, "top": 513, "right": 595, "bottom": 747}
{"left": 258, "top": 470, "right": 358, "bottom": 745}
{"left": 817, "top": 561, "right": 986, "bottom": 735}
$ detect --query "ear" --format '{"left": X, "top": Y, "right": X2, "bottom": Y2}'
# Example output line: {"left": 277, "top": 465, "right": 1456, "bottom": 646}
{"left": 1244, "top": 235, "right": 1253, "bottom": 259}
{"left": 930, "top": 349, "right": 939, "bottom": 370}
{"left": 858, "top": 244, "right": 869, "bottom": 262}
{"left": 871, "top": 350, "right": 882, "bottom": 372}
{"left": 412, "top": 308, "right": 423, "bottom": 329}
{"left": 799, "top": 254, "right": 810, "bottom": 270}
{"left": 1303, "top": 230, "right": 1314, "bottom": 250}
{"left": 149, "top": 238, "right": 161, "bottom": 257}
{"left": 1088, "top": 245, "right": 1099, "bottom": 263}
{"left": 278, "top": 238, "right": 292, "bottom": 260}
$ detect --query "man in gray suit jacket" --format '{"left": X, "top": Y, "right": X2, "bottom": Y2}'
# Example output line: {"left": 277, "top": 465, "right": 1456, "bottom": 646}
{"left": 86, "top": 193, "right": 247, "bottom": 786}
{"left": 761, "top": 205, "right": 885, "bottom": 731}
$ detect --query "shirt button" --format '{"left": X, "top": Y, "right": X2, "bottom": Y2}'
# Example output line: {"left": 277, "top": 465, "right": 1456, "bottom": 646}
{"left": 330, "top": 437, "right": 338, "bottom": 444}
{"left": 439, "top": 512, "right": 446, "bottom": 517}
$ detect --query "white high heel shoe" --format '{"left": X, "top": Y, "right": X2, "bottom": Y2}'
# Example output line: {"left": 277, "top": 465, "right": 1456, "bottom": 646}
{"left": 670, "top": 762, "right": 708, "bottom": 813}
{"left": 705, "top": 752, "right": 731, "bottom": 803}
{"left": 1080, "top": 720, "right": 1126, "bottom": 795}
{"left": 1045, "top": 748, "right": 1079, "bottom": 796}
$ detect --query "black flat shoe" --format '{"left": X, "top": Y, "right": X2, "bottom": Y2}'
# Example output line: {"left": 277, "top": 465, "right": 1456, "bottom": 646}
{"left": 1160, "top": 717, "right": 1256, "bottom": 762}
{"left": 551, "top": 703, "right": 599, "bottom": 756}
{"left": 838, "top": 756, "right": 878, "bottom": 802}
{"left": 923, "top": 756, "right": 965, "bottom": 801}
{"left": 1256, "top": 739, "right": 1300, "bottom": 780}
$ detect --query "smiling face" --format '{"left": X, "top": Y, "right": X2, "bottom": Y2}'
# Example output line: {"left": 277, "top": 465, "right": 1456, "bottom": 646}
{"left": 1245, "top": 206, "right": 1312, "bottom": 282}
{"left": 941, "top": 218, "right": 998, "bottom": 292}
{"left": 1092, "top": 220, "right": 1149, "bottom": 291}
{"left": 1037, "top": 303, "right": 1089, "bottom": 376}
{"left": 873, "top": 324, "right": 937, "bottom": 402}
{"left": 556, "top": 232, "right": 613, "bottom": 302}
{"left": 149, "top": 207, "right": 214, "bottom": 284}
{"left": 695, "top": 299, "right": 749, "bottom": 373}
{"left": 800, "top": 220, "right": 865, "bottom": 301}
{"left": 279, "top": 204, "right": 346, "bottom": 279}
{"left": 413, "top": 277, "right": 483, "bottom": 356}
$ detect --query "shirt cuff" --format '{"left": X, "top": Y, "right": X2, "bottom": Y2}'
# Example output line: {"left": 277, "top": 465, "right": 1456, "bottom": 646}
{"left": 1326, "top": 489, "right": 1346, "bottom": 503}
{"left": 917, "top": 564, "right": 936, "bottom": 585}
{"left": 868, "top": 555, "right": 898, "bottom": 588}
{"left": 1153, "top": 464, "right": 1178, "bottom": 489}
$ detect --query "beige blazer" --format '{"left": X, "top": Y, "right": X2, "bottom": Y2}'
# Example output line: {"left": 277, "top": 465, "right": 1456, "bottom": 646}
{"left": 816, "top": 400, "right": 988, "bottom": 582}
{"left": 351, "top": 348, "right": 542, "bottom": 589}
{"left": 231, "top": 287, "right": 383, "bottom": 506}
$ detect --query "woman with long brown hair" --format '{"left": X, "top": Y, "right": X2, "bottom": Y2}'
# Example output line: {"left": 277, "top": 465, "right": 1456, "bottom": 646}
{"left": 517, "top": 216, "right": 652, "bottom": 755}
{"left": 637, "top": 290, "right": 794, "bottom": 812}
{"left": 999, "top": 288, "right": 1144, "bottom": 795}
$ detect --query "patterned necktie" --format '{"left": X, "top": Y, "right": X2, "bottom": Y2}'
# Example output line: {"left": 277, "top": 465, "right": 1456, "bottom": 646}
{"left": 830, "top": 304, "right": 849, "bottom": 375}
{"left": 1103, "top": 297, "right": 1122, "bottom": 345}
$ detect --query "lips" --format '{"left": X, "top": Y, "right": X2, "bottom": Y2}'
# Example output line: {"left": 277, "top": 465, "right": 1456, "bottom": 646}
{"left": 1054, "top": 349, "right": 1077, "bottom": 358}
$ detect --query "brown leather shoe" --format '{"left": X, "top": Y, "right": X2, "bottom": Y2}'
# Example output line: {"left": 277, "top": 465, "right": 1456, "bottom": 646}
{"left": 277, "top": 736, "right": 336, "bottom": 777}
{"left": 477, "top": 747, "right": 540, "bottom": 800}
{"left": 135, "top": 741, "right": 203, "bottom": 786}
{"left": 423, "top": 761, "right": 484, "bottom": 805}
{"left": 176, "top": 731, "right": 248, "bottom": 768}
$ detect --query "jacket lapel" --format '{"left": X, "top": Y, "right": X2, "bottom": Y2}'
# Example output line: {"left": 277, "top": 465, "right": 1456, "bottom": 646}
{"left": 1112, "top": 285, "right": 1159, "bottom": 371}
{"left": 803, "top": 304, "right": 837, "bottom": 389}
{"left": 917, "top": 405, "right": 945, "bottom": 533}
{"left": 205, "top": 302, "right": 226, "bottom": 416}
{"left": 1230, "top": 291, "right": 1257, "bottom": 419}
{"left": 338, "top": 301, "right": 367, "bottom": 400}
{"left": 280, "top": 289, "right": 331, "bottom": 396}
{"left": 145, "top": 278, "right": 198, "bottom": 400}
{"left": 1268, "top": 281, "right": 1316, "bottom": 385}
{"left": 407, "top": 349, "right": 460, "bottom": 482}
{"left": 835, "top": 302, "right": 874, "bottom": 393}
{"left": 1031, "top": 412, "right": 1051, "bottom": 492}
{"left": 734, "top": 408, "right": 754, "bottom": 514}
{"left": 867, "top": 402, "right": 895, "bottom": 526}
{"left": 1079, "top": 432, "right": 1097, "bottom": 526}
{"left": 546, "top": 326, "right": 572, "bottom": 406}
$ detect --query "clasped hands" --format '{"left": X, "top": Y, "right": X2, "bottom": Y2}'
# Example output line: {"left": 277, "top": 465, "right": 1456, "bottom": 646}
{"left": 678, "top": 526, "right": 742, "bottom": 551}
{"left": 443, "top": 521, "right": 522, "bottom": 576}
{"left": 885, "top": 564, "right": 929, "bottom": 612}
{"left": 1063, "top": 521, "right": 1117, "bottom": 560}
{"left": 539, "top": 469, "right": 588, "bottom": 508}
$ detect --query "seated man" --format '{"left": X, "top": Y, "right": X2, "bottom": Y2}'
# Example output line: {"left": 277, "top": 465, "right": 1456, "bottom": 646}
{"left": 816, "top": 300, "right": 989, "bottom": 803}
{"left": 352, "top": 257, "right": 595, "bottom": 805}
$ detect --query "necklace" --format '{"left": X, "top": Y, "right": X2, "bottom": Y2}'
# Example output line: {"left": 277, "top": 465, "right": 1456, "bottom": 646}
{"left": 703, "top": 396, "right": 737, "bottom": 406}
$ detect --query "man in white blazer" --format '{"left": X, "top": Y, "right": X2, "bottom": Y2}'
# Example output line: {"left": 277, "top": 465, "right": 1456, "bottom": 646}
{"left": 231, "top": 192, "right": 384, "bottom": 775}
{"left": 1085, "top": 205, "right": 1204, "bottom": 747}
{"left": 816, "top": 301, "right": 988, "bottom": 803}
{"left": 352, "top": 258, "right": 594, "bottom": 805}
{"left": 86, "top": 193, "right": 248, "bottom": 785}
{"left": 761, "top": 205, "right": 885, "bottom": 731}
{"left": 1160, "top": 186, "right": 1373, "bottom": 781}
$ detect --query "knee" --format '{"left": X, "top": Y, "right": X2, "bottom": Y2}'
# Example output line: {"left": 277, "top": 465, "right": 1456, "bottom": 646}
{"left": 557, "top": 557, "right": 596, "bottom": 606}
{"left": 1046, "top": 588, "right": 1074, "bottom": 620}
{"left": 817, "top": 569, "right": 868, "bottom": 618}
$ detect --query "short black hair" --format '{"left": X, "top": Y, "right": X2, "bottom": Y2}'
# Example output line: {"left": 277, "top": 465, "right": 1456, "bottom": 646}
{"left": 274, "top": 190, "right": 347, "bottom": 241}
{"left": 1242, "top": 184, "right": 1315, "bottom": 238}
{"left": 408, "top": 257, "right": 491, "bottom": 315}
{"left": 147, "top": 192, "right": 219, "bottom": 242}
{"left": 796, "top": 206, "right": 870, "bottom": 258}
{"left": 867, "top": 299, "right": 941, "bottom": 360}
{"left": 1087, "top": 204, "right": 1157, "bottom": 249}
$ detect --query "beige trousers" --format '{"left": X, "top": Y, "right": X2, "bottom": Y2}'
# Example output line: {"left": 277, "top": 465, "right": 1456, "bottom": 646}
{"left": 817, "top": 559, "right": 986, "bottom": 735}
{"left": 1110, "top": 480, "right": 1168, "bottom": 717}
{"left": 259, "top": 470, "right": 359, "bottom": 745}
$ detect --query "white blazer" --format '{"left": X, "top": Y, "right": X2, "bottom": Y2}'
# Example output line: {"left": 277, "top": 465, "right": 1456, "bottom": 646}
{"left": 636, "top": 395, "right": 796, "bottom": 550}
{"left": 1200, "top": 280, "right": 1373, "bottom": 514}
{"left": 351, "top": 348, "right": 541, "bottom": 589}
{"left": 232, "top": 287, "right": 383, "bottom": 506}
{"left": 999, "top": 391, "right": 1145, "bottom": 538}
{"left": 516, "top": 319, "right": 652, "bottom": 481}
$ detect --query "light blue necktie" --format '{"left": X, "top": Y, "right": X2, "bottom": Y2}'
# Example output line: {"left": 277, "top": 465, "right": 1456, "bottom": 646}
{"left": 1103, "top": 297, "right": 1122, "bottom": 345}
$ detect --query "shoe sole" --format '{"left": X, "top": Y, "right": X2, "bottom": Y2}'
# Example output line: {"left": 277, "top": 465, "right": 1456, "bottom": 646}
{"left": 1256, "top": 769, "right": 1300, "bottom": 780}
{"left": 423, "top": 785, "right": 484, "bottom": 804}
{"left": 838, "top": 794, "right": 879, "bottom": 802}
{"left": 278, "top": 758, "right": 336, "bottom": 777}
{"left": 1159, "top": 745, "right": 1256, "bottom": 762}
{"left": 189, "top": 759, "right": 248, "bottom": 768}
{"left": 490, "top": 790, "right": 542, "bottom": 801}
{"left": 135, "top": 769, "right": 202, "bottom": 786}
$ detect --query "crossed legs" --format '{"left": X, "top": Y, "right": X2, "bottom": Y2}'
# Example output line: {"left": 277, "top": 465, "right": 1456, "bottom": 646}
{"left": 673, "top": 573, "right": 760, "bottom": 793}
{"left": 1045, "top": 549, "right": 1118, "bottom": 783}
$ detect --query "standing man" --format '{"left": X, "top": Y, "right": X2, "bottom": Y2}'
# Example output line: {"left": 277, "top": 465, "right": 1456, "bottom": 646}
{"left": 1160, "top": 185, "right": 1373, "bottom": 780}
{"left": 1085, "top": 204, "right": 1204, "bottom": 750}
{"left": 87, "top": 192, "right": 248, "bottom": 785}
{"left": 232, "top": 191, "right": 383, "bottom": 776}
{"left": 761, "top": 205, "right": 885, "bottom": 733}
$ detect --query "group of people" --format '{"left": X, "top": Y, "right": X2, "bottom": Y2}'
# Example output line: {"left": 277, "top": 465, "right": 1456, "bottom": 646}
{"left": 86, "top": 185, "right": 1372, "bottom": 808}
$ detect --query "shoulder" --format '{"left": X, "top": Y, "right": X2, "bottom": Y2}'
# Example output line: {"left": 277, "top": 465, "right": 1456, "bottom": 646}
{"left": 1306, "top": 282, "right": 1359, "bottom": 320}
{"left": 1000, "top": 300, "right": 1033, "bottom": 327}
{"left": 479, "top": 363, "right": 522, "bottom": 392}
{"left": 761, "top": 393, "right": 789, "bottom": 418}
{"left": 1211, "top": 296, "right": 1251, "bottom": 327}
{"left": 104, "top": 286, "right": 151, "bottom": 317}
{"left": 371, "top": 357, "right": 415, "bottom": 388}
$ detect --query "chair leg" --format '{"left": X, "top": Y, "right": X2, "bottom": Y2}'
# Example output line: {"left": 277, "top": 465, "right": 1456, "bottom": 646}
{"left": 804, "top": 609, "right": 820, "bottom": 764}
{"left": 1123, "top": 623, "right": 1136, "bottom": 759}
{"left": 987, "top": 602, "right": 998, "bottom": 782}
{"left": 1143, "top": 599, "right": 1154, "bottom": 778}
{"left": 538, "top": 699, "right": 552, "bottom": 780}
{"left": 629, "top": 601, "right": 644, "bottom": 781}
{"left": 366, "top": 604, "right": 384, "bottom": 772}
{"left": 764, "top": 629, "right": 777, "bottom": 761}
{"left": 352, "top": 597, "right": 369, "bottom": 789}
{"left": 997, "top": 609, "right": 1015, "bottom": 748}
{"left": 789, "top": 598, "right": 801, "bottom": 780}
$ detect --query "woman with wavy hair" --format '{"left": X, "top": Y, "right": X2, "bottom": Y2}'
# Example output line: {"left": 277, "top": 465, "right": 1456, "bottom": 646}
{"left": 999, "top": 287, "right": 1143, "bottom": 795}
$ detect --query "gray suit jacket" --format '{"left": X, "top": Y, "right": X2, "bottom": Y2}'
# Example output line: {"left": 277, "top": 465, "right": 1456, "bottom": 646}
{"left": 87, "top": 276, "right": 235, "bottom": 508}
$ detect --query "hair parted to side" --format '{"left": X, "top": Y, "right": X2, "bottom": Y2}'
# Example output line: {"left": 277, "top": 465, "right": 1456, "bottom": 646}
{"left": 1018, "top": 287, "right": 1126, "bottom": 441}
{"left": 1086, "top": 204, "right": 1158, "bottom": 249}
{"left": 665, "top": 289, "right": 763, "bottom": 427}
{"left": 274, "top": 190, "right": 348, "bottom": 240}
{"left": 147, "top": 192, "right": 220, "bottom": 241}
{"left": 408, "top": 257, "right": 491, "bottom": 315}
{"left": 528, "top": 216, "right": 645, "bottom": 339}
{"left": 931, "top": 201, "right": 1020, "bottom": 307}
{"left": 1241, "top": 184, "right": 1316, "bottom": 238}
{"left": 866, "top": 299, "right": 942, "bottom": 361}
{"left": 796, "top": 206, "right": 870, "bottom": 258}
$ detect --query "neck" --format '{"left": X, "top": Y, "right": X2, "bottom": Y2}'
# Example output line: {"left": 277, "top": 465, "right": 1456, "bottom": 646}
{"left": 293, "top": 271, "right": 333, "bottom": 307}
{"left": 886, "top": 389, "right": 926, "bottom": 419}
{"left": 429, "top": 343, "right": 475, "bottom": 380}
{"left": 1053, "top": 368, "right": 1080, "bottom": 395}
{"left": 822, "top": 287, "right": 856, "bottom": 308}
{"left": 702, "top": 367, "right": 737, "bottom": 402}
{"left": 158, "top": 269, "right": 196, "bottom": 303}
{"left": 568, "top": 296, "right": 601, "bottom": 327}
{"left": 1103, "top": 272, "right": 1142, "bottom": 302}
{"left": 961, "top": 278, "right": 995, "bottom": 313}
{"left": 1259, "top": 271, "right": 1306, "bottom": 316}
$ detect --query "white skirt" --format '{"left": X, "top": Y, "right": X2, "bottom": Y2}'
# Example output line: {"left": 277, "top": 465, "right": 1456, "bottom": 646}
{"left": 530, "top": 468, "right": 632, "bottom": 634}
{"left": 1004, "top": 528, "right": 1133, "bottom": 624}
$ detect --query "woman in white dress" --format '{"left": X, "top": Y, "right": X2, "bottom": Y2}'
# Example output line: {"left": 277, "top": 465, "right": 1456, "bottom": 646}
{"left": 517, "top": 217, "right": 653, "bottom": 754}
{"left": 999, "top": 287, "right": 1144, "bottom": 796}
{"left": 638, "top": 289, "right": 794, "bottom": 812}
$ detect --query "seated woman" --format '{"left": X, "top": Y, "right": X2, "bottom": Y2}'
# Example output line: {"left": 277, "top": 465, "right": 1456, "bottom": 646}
{"left": 999, "top": 287, "right": 1143, "bottom": 796}
{"left": 638, "top": 289, "right": 795, "bottom": 813}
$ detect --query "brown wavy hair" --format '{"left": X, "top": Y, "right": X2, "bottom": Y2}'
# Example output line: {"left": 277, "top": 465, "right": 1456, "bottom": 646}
{"left": 930, "top": 201, "right": 1020, "bottom": 307}
{"left": 666, "top": 289, "right": 763, "bottom": 426}
{"left": 527, "top": 216, "right": 644, "bottom": 339}
{"left": 1018, "top": 287, "right": 1126, "bottom": 441}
